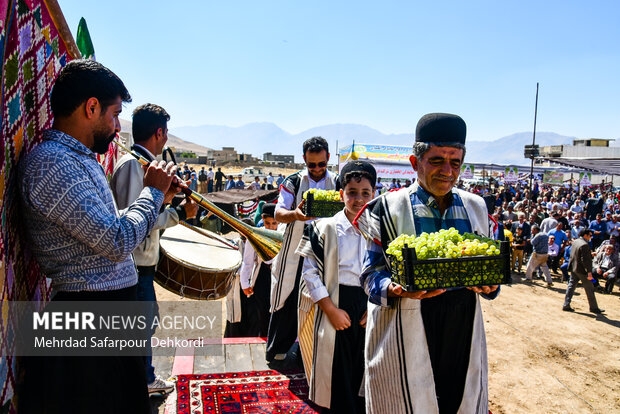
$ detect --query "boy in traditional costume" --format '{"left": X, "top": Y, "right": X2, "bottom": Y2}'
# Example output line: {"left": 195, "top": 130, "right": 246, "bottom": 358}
{"left": 296, "top": 161, "right": 376, "bottom": 413}
{"left": 355, "top": 113, "right": 499, "bottom": 414}
{"left": 225, "top": 206, "right": 277, "bottom": 337}
{"left": 268, "top": 137, "right": 339, "bottom": 362}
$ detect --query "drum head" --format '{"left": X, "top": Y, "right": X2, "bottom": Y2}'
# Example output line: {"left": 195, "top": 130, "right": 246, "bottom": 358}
{"left": 159, "top": 224, "right": 241, "bottom": 272}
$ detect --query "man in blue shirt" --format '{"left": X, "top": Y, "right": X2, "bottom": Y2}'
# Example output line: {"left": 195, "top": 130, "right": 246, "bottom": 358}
{"left": 589, "top": 213, "right": 606, "bottom": 250}
{"left": 525, "top": 225, "right": 553, "bottom": 286}
{"left": 235, "top": 174, "right": 245, "bottom": 189}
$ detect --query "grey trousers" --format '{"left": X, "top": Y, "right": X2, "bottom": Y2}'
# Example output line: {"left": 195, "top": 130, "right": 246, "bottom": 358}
{"left": 563, "top": 271, "right": 600, "bottom": 311}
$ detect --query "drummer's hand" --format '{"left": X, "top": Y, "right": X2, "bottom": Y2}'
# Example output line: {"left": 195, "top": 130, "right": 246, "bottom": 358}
{"left": 388, "top": 283, "right": 446, "bottom": 299}
{"left": 143, "top": 161, "right": 176, "bottom": 194}
{"left": 243, "top": 287, "right": 253, "bottom": 297}
{"left": 181, "top": 198, "right": 199, "bottom": 219}
{"left": 295, "top": 200, "right": 315, "bottom": 221}
{"left": 467, "top": 285, "right": 498, "bottom": 295}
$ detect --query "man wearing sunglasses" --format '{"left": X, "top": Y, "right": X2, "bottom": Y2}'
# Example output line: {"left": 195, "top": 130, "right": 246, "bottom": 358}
{"left": 268, "top": 137, "right": 339, "bottom": 365}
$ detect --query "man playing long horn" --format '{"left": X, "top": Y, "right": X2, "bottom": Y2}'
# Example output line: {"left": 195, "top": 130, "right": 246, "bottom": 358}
{"left": 268, "top": 137, "right": 339, "bottom": 364}
{"left": 355, "top": 113, "right": 499, "bottom": 414}
{"left": 110, "top": 103, "right": 197, "bottom": 395}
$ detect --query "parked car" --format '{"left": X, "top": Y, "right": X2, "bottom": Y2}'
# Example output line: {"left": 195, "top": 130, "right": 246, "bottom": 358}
{"left": 239, "top": 166, "right": 267, "bottom": 184}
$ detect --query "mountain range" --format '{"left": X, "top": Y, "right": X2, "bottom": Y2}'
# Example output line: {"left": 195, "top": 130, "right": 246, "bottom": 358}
{"left": 169, "top": 122, "right": 587, "bottom": 165}
{"left": 121, "top": 119, "right": 602, "bottom": 166}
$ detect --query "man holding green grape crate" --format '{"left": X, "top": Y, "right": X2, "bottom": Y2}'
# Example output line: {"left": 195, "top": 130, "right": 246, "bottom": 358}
{"left": 355, "top": 113, "right": 499, "bottom": 414}
{"left": 268, "top": 137, "right": 340, "bottom": 364}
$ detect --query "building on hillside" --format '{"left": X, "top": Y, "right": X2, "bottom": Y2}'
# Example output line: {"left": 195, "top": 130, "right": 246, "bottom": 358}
{"left": 210, "top": 147, "right": 238, "bottom": 162}
{"left": 263, "top": 152, "right": 294, "bottom": 164}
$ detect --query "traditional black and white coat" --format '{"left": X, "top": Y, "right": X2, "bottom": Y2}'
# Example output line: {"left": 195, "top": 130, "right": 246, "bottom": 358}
{"left": 295, "top": 214, "right": 342, "bottom": 408}
{"left": 271, "top": 169, "right": 339, "bottom": 312}
{"left": 355, "top": 185, "right": 494, "bottom": 414}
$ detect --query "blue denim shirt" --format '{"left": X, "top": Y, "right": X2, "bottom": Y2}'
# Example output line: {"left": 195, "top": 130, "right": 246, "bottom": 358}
{"left": 19, "top": 130, "right": 164, "bottom": 292}
{"left": 531, "top": 232, "right": 549, "bottom": 254}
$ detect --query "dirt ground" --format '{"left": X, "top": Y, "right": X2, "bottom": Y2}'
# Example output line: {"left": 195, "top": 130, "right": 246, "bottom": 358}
{"left": 155, "top": 263, "right": 619, "bottom": 413}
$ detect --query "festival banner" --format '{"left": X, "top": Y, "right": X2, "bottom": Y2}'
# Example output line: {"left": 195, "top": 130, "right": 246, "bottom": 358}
{"left": 579, "top": 172, "right": 592, "bottom": 187}
{"left": 504, "top": 166, "right": 518, "bottom": 183}
{"left": 338, "top": 143, "right": 412, "bottom": 163}
{"left": 338, "top": 143, "right": 416, "bottom": 179}
{"left": 460, "top": 164, "right": 474, "bottom": 179}
{"left": 543, "top": 170, "right": 563, "bottom": 185}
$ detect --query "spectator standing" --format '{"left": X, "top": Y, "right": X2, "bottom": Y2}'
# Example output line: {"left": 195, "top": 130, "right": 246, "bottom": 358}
{"left": 207, "top": 167, "right": 215, "bottom": 193}
{"left": 540, "top": 211, "right": 560, "bottom": 234}
{"left": 589, "top": 213, "right": 606, "bottom": 250}
{"left": 524, "top": 225, "right": 554, "bottom": 286}
{"left": 605, "top": 213, "right": 620, "bottom": 238}
{"left": 248, "top": 176, "right": 261, "bottom": 191}
{"left": 512, "top": 226, "right": 526, "bottom": 273}
{"left": 215, "top": 167, "right": 225, "bottom": 191}
{"left": 198, "top": 167, "right": 208, "bottom": 193}
{"left": 375, "top": 177, "right": 384, "bottom": 197}
{"left": 225, "top": 175, "right": 235, "bottom": 190}
{"left": 563, "top": 229, "right": 604, "bottom": 313}
{"left": 235, "top": 175, "right": 245, "bottom": 189}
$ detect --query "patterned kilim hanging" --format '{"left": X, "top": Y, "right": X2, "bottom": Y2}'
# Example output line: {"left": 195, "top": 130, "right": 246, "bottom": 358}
{"left": 0, "top": 0, "right": 79, "bottom": 407}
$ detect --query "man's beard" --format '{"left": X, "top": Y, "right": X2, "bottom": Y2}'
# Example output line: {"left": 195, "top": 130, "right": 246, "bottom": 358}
{"left": 92, "top": 132, "right": 116, "bottom": 154}
{"left": 308, "top": 170, "right": 326, "bottom": 182}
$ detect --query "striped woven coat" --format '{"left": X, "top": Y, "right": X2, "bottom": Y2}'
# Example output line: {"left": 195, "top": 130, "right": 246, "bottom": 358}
{"left": 355, "top": 186, "right": 492, "bottom": 414}
{"left": 295, "top": 217, "right": 341, "bottom": 408}
{"left": 270, "top": 170, "right": 338, "bottom": 312}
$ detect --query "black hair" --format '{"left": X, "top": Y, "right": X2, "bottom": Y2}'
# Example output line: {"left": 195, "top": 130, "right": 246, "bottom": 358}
{"left": 50, "top": 60, "right": 131, "bottom": 117}
{"left": 132, "top": 103, "right": 170, "bottom": 142}
{"left": 579, "top": 228, "right": 593, "bottom": 237}
{"left": 261, "top": 203, "right": 276, "bottom": 219}
{"left": 341, "top": 171, "right": 376, "bottom": 189}
{"left": 303, "top": 136, "right": 329, "bottom": 155}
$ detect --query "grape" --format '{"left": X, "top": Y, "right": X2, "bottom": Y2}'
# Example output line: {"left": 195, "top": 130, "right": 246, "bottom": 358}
{"left": 387, "top": 228, "right": 501, "bottom": 279}
{"left": 302, "top": 189, "right": 341, "bottom": 202}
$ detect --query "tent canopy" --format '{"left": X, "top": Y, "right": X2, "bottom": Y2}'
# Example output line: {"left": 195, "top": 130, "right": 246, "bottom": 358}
{"left": 540, "top": 157, "right": 620, "bottom": 176}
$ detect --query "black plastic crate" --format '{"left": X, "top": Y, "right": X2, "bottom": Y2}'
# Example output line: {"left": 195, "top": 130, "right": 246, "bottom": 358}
{"left": 389, "top": 241, "right": 511, "bottom": 291}
{"left": 303, "top": 192, "right": 344, "bottom": 218}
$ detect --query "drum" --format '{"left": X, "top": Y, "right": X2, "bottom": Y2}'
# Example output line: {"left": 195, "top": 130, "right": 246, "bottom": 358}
{"left": 156, "top": 224, "right": 242, "bottom": 300}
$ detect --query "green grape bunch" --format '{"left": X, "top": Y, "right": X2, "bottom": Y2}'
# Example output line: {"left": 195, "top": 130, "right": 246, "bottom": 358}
{"left": 302, "top": 189, "right": 341, "bottom": 202}
{"left": 386, "top": 228, "right": 501, "bottom": 277}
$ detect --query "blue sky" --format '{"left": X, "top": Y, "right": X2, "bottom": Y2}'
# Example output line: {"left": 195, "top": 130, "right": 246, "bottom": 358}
{"left": 59, "top": 0, "right": 620, "bottom": 141}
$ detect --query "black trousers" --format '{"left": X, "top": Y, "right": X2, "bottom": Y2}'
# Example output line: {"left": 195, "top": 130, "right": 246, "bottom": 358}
{"left": 421, "top": 289, "right": 476, "bottom": 414}
{"left": 16, "top": 285, "right": 151, "bottom": 414}
{"left": 266, "top": 258, "right": 303, "bottom": 361}
{"left": 225, "top": 263, "right": 271, "bottom": 338}
{"left": 324, "top": 285, "right": 367, "bottom": 414}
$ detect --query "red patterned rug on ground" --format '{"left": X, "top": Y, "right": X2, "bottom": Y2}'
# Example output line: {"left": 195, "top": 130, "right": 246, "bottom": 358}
{"left": 175, "top": 370, "right": 319, "bottom": 414}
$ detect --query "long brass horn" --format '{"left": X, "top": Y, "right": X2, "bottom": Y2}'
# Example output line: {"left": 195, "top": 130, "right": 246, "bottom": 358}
{"left": 114, "top": 140, "right": 283, "bottom": 261}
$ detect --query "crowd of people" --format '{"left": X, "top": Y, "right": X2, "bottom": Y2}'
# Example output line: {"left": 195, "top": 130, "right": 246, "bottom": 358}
{"left": 13, "top": 58, "right": 615, "bottom": 413}
{"left": 176, "top": 164, "right": 285, "bottom": 193}
{"left": 469, "top": 180, "right": 619, "bottom": 301}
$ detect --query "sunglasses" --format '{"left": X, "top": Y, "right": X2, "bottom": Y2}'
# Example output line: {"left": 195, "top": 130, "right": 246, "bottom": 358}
{"left": 307, "top": 161, "right": 327, "bottom": 169}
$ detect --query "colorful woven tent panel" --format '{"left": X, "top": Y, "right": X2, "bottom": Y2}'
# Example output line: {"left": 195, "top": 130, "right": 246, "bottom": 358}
{"left": 0, "top": 0, "right": 79, "bottom": 407}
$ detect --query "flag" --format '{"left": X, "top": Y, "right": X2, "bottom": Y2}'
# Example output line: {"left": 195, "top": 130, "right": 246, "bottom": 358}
{"left": 76, "top": 17, "right": 95, "bottom": 59}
